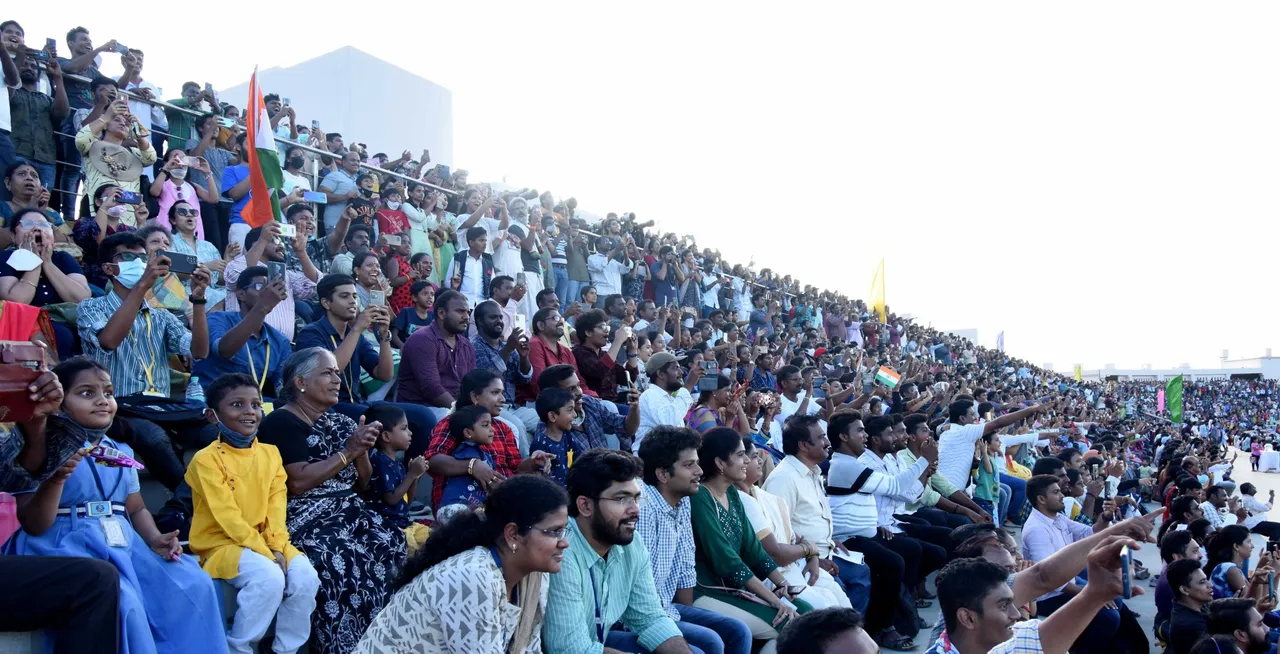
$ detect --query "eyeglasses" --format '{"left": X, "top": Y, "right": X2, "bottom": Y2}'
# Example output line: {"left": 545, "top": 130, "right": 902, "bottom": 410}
{"left": 174, "top": 207, "right": 198, "bottom": 217}
{"left": 17, "top": 217, "right": 52, "bottom": 230}
{"left": 534, "top": 526, "right": 569, "bottom": 540}
{"left": 596, "top": 495, "right": 640, "bottom": 508}
{"left": 113, "top": 252, "right": 146, "bottom": 263}
{"left": 244, "top": 281, "right": 267, "bottom": 291}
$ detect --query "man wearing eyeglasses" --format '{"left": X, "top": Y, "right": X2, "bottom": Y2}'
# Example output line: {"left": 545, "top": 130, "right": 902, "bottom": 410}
{"left": 544, "top": 449, "right": 696, "bottom": 653}
{"left": 193, "top": 266, "right": 292, "bottom": 403}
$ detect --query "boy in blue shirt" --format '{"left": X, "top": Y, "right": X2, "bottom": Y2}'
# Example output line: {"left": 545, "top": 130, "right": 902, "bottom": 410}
{"left": 530, "top": 387, "right": 589, "bottom": 487}
{"left": 363, "top": 405, "right": 430, "bottom": 553}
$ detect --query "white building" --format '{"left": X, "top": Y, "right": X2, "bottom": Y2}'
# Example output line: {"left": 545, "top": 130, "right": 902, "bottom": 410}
{"left": 1079, "top": 350, "right": 1280, "bottom": 382}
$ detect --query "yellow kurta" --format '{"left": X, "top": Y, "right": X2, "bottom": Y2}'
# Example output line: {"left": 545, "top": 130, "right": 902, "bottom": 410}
{"left": 185, "top": 439, "right": 302, "bottom": 579}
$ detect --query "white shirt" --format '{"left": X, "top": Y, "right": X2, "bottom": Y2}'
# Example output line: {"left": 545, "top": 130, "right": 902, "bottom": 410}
{"left": 937, "top": 422, "right": 986, "bottom": 492}
{"left": 633, "top": 385, "right": 693, "bottom": 453}
{"left": 776, "top": 391, "right": 821, "bottom": 431}
{"left": 1200, "top": 500, "right": 1238, "bottom": 531}
{"left": 125, "top": 79, "right": 164, "bottom": 132}
{"left": 457, "top": 214, "right": 502, "bottom": 253}
{"left": 1243, "top": 495, "right": 1273, "bottom": 530}
{"left": 857, "top": 450, "right": 924, "bottom": 532}
{"left": 763, "top": 456, "right": 837, "bottom": 558}
{"left": 587, "top": 253, "right": 633, "bottom": 297}
{"left": 993, "top": 431, "right": 1051, "bottom": 475}
{"left": 281, "top": 170, "right": 312, "bottom": 197}
{"left": 445, "top": 253, "right": 486, "bottom": 308}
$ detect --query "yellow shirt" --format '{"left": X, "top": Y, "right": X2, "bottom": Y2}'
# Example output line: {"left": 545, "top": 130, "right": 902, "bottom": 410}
{"left": 185, "top": 439, "right": 302, "bottom": 579}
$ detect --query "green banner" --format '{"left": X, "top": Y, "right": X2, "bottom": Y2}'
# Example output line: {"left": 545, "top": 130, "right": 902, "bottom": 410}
{"left": 1167, "top": 375, "right": 1184, "bottom": 424}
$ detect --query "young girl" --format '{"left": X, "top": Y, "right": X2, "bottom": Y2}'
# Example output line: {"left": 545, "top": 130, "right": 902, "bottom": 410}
{"left": 7, "top": 357, "right": 226, "bottom": 653}
{"left": 364, "top": 405, "right": 431, "bottom": 555}
{"left": 186, "top": 373, "right": 319, "bottom": 654}
{"left": 438, "top": 405, "right": 497, "bottom": 510}
{"left": 973, "top": 434, "right": 1001, "bottom": 524}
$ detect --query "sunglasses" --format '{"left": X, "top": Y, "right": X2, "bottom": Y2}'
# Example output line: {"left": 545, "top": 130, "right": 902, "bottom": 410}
{"left": 174, "top": 207, "right": 198, "bottom": 217}
{"left": 112, "top": 252, "right": 147, "bottom": 263}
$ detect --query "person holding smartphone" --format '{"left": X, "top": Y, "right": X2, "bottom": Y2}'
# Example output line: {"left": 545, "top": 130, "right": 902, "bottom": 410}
{"left": 76, "top": 97, "right": 154, "bottom": 227}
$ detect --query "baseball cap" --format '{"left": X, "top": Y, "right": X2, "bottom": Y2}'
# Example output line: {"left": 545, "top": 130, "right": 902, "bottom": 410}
{"left": 646, "top": 352, "right": 680, "bottom": 377}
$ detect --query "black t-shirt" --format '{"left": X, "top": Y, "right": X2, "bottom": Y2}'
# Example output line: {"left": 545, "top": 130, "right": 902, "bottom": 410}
{"left": 1168, "top": 603, "right": 1208, "bottom": 654}
{"left": 257, "top": 409, "right": 313, "bottom": 466}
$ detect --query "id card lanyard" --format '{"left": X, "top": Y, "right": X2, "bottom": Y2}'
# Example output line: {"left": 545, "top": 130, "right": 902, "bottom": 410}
{"left": 86, "top": 448, "right": 129, "bottom": 547}
{"left": 127, "top": 311, "right": 162, "bottom": 396}
{"left": 590, "top": 565, "right": 605, "bottom": 643}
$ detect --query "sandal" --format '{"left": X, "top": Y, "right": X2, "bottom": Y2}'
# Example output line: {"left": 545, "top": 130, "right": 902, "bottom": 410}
{"left": 877, "top": 629, "right": 915, "bottom": 652}
{"left": 915, "top": 598, "right": 933, "bottom": 608}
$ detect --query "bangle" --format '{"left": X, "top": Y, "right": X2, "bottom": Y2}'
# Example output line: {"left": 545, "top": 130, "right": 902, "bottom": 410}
{"left": 21, "top": 279, "right": 38, "bottom": 289}
{"left": 468, "top": 458, "right": 477, "bottom": 476}
{"left": 337, "top": 451, "right": 349, "bottom": 466}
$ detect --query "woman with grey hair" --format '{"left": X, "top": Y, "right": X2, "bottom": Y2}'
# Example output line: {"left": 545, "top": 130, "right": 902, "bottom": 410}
{"left": 257, "top": 347, "right": 407, "bottom": 654}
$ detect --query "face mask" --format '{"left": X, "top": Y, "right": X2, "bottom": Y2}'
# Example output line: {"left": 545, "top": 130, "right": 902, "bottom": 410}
{"left": 435, "top": 196, "right": 448, "bottom": 210}
{"left": 113, "top": 259, "right": 146, "bottom": 289}
{"left": 170, "top": 166, "right": 187, "bottom": 180}
{"left": 359, "top": 188, "right": 374, "bottom": 198}
{"left": 288, "top": 156, "right": 305, "bottom": 170}
{"left": 213, "top": 411, "right": 256, "bottom": 448}
{"left": 106, "top": 205, "right": 126, "bottom": 218}
{"left": 385, "top": 201, "right": 401, "bottom": 211}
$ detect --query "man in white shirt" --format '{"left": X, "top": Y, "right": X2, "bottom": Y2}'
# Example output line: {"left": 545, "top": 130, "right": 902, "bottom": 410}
{"left": 763, "top": 415, "right": 872, "bottom": 616}
{"left": 633, "top": 352, "right": 695, "bottom": 454}
{"left": 936, "top": 399, "right": 1047, "bottom": 493}
{"left": 587, "top": 236, "right": 633, "bottom": 300}
{"left": 774, "top": 365, "right": 823, "bottom": 434}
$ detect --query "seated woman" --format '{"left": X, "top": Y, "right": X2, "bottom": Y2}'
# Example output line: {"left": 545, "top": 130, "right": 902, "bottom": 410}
{"left": 685, "top": 374, "right": 750, "bottom": 435}
{"left": 136, "top": 226, "right": 193, "bottom": 318}
{"left": 355, "top": 474, "right": 569, "bottom": 653}
{"left": 149, "top": 148, "right": 219, "bottom": 242}
{"left": 1205, "top": 524, "right": 1276, "bottom": 604}
{"left": 166, "top": 200, "right": 228, "bottom": 308}
{"left": 423, "top": 369, "right": 552, "bottom": 511}
{"left": 691, "top": 427, "right": 810, "bottom": 648}
{"left": 73, "top": 184, "right": 136, "bottom": 291}
{"left": 0, "top": 161, "right": 68, "bottom": 249}
{"left": 5, "top": 357, "right": 225, "bottom": 653}
{"left": 257, "top": 347, "right": 407, "bottom": 654}
{"left": 186, "top": 373, "right": 320, "bottom": 654}
{"left": 0, "top": 208, "right": 90, "bottom": 357}
{"left": 735, "top": 438, "right": 850, "bottom": 611}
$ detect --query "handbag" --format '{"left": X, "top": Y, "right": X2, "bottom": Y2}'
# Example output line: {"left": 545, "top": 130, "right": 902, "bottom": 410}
{"left": 0, "top": 341, "right": 47, "bottom": 423}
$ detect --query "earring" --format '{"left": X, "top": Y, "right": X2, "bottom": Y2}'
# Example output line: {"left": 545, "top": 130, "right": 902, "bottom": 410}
{"left": 509, "top": 542, "right": 517, "bottom": 552}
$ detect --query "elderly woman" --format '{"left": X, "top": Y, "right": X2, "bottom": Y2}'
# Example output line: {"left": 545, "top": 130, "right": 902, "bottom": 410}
{"left": 257, "top": 347, "right": 407, "bottom": 654}
{"left": 356, "top": 474, "right": 569, "bottom": 653}
{"left": 0, "top": 207, "right": 90, "bottom": 356}
{"left": 76, "top": 100, "right": 156, "bottom": 227}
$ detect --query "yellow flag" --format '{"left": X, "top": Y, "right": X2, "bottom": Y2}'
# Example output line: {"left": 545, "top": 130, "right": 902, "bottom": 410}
{"left": 1073, "top": 365, "right": 1082, "bottom": 381}
{"left": 869, "top": 259, "right": 886, "bottom": 323}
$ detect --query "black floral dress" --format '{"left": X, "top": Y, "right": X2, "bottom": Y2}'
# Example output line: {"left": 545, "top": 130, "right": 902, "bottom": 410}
{"left": 259, "top": 409, "right": 407, "bottom": 654}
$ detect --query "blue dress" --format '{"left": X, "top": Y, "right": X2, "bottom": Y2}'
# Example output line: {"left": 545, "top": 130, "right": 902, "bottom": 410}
{"left": 4, "top": 434, "right": 227, "bottom": 654}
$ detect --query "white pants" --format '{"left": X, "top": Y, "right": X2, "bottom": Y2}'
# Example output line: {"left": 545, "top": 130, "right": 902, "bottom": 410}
{"left": 228, "top": 223, "right": 252, "bottom": 254}
{"left": 226, "top": 548, "right": 320, "bottom": 654}
{"left": 692, "top": 595, "right": 779, "bottom": 654}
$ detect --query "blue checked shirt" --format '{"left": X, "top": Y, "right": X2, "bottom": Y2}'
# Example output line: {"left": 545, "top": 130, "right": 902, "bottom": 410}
{"left": 471, "top": 334, "right": 532, "bottom": 405}
{"left": 77, "top": 291, "right": 200, "bottom": 400}
{"left": 636, "top": 484, "right": 697, "bottom": 622}
{"left": 543, "top": 519, "right": 682, "bottom": 653}
{"left": 580, "top": 395, "right": 629, "bottom": 451}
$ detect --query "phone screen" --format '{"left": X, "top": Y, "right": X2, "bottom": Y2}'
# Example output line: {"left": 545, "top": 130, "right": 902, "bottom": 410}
{"left": 44, "top": 38, "right": 55, "bottom": 53}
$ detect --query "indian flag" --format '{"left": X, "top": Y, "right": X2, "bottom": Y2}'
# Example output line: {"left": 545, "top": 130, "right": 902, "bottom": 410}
{"left": 240, "top": 68, "right": 284, "bottom": 228}
{"left": 875, "top": 366, "right": 901, "bottom": 389}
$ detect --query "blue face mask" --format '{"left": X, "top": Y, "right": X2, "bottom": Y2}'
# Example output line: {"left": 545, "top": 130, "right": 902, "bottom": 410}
{"left": 213, "top": 411, "right": 256, "bottom": 449}
{"left": 113, "top": 259, "right": 146, "bottom": 289}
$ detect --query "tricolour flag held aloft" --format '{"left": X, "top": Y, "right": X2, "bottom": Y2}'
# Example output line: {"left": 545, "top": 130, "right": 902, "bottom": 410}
{"left": 875, "top": 366, "right": 901, "bottom": 389}
{"left": 1167, "top": 375, "right": 1184, "bottom": 424}
{"left": 239, "top": 68, "right": 284, "bottom": 229}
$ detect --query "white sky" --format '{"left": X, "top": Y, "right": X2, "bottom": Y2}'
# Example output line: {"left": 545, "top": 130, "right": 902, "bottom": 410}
{"left": 14, "top": 2, "right": 1280, "bottom": 371}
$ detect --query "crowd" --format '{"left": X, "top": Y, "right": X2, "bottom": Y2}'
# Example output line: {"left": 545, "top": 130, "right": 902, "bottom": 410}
{"left": 4, "top": 17, "right": 1280, "bottom": 654}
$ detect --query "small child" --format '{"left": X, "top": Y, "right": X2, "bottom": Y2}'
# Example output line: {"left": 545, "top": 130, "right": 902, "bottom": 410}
{"left": 438, "top": 405, "right": 497, "bottom": 509}
{"left": 530, "top": 387, "right": 589, "bottom": 487}
{"left": 391, "top": 280, "right": 436, "bottom": 348}
{"left": 363, "top": 405, "right": 431, "bottom": 555}
{"left": 972, "top": 434, "right": 1001, "bottom": 525}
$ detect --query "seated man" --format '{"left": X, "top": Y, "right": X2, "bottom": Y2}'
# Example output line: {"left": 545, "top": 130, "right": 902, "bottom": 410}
{"left": 0, "top": 367, "right": 121, "bottom": 651}
{"left": 1167, "top": 558, "right": 1213, "bottom": 654}
{"left": 523, "top": 306, "right": 593, "bottom": 403}
{"left": 76, "top": 231, "right": 214, "bottom": 490}
{"left": 296, "top": 273, "right": 438, "bottom": 459}
{"left": 223, "top": 222, "right": 318, "bottom": 342}
{"left": 542, "top": 449, "right": 694, "bottom": 653}
{"left": 192, "top": 266, "right": 291, "bottom": 403}
{"left": 931, "top": 539, "right": 1135, "bottom": 654}
{"left": 636, "top": 426, "right": 754, "bottom": 654}
{"left": 470, "top": 298, "right": 537, "bottom": 448}
{"left": 1021, "top": 474, "right": 1123, "bottom": 651}
{"left": 395, "top": 289, "right": 477, "bottom": 419}
{"left": 328, "top": 223, "right": 372, "bottom": 277}
{"left": 1154, "top": 529, "right": 1202, "bottom": 637}
{"left": 536, "top": 364, "right": 639, "bottom": 452}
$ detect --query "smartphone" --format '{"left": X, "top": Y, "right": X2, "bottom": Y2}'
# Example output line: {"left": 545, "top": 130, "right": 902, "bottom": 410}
{"left": 116, "top": 190, "right": 143, "bottom": 205}
{"left": 369, "top": 290, "right": 386, "bottom": 306}
{"left": 278, "top": 223, "right": 297, "bottom": 238}
{"left": 266, "top": 261, "right": 286, "bottom": 283}
{"left": 115, "top": 43, "right": 129, "bottom": 55}
{"left": 303, "top": 190, "right": 327, "bottom": 204}
{"left": 436, "top": 164, "right": 451, "bottom": 181}
{"left": 43, "top": 37, "right": 56, "bottom": 53}
{"left": 159, "top": 250, "right": 197, "bottom": 275}
{"left": 311, "top": 119, "right": 319, "bottom": 130}
{"left": 28, "top": 48, "right": 49, "bottom": 62}
{"left": 218, "top": 117, "right": 236, "bottom": 128}
{"left": 515, "top": 313, "right": 527, "bottom": 329}
{"left": 1120, "top": 545, "right": 1132, "bottom": 599}
{"left": 383, "top": 234, "right": 401, "bottom": 246}
{"left": 1269, "top": 572, "right": 1276, "bottom": 603}
{"left": 697, "top": 361, "right": 719, "bottom": 392}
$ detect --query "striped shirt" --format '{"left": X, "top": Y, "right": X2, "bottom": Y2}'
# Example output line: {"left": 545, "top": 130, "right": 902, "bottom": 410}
{"left": 543, "top": 519, "right": 682, "bottom": 653}
{"left": 636, "top": 484, "right": 697, "bottom": 622}
{"left": 858, "top": 450, "right": 926, "bottom": 532}
{"left": 77, "top": 291, "right": 199, "bottom": 399}
{"left": 829, "top": 451, "right": 928, "bottom": 541}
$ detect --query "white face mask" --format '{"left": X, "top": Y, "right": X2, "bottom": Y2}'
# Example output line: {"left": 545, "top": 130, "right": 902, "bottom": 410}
{"left": 385, "top": 201, "right": 401, "bottom": 211}
{"left": 170, "top": 166, "right": 188, "bottom": 180}
{"left": 106, "top": 205, "right": 126, "bottom": 218}
{"left": 435, "top": 196, "right": 448, "bottom": 210}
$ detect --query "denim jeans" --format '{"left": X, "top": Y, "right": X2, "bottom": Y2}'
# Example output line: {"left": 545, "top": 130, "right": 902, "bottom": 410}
{"left": 333, "top": 401, "right": 441, "bottom": 459}
{"left": 1000, "top": 473, "right": 1027, "bottom": 523}
{"left": 998, "top": 483, "right": 1011, "bottom": 525}
{"left": 566, "top": 279, "right": 588, "bottom": 306}
{"left": 676, "top": 603, "right": 753, "bottom": 654}
{"left": 553, "top": 264, "right": 570, "bottom": 306}
{"left": 832, "top": 557, "right": 872, "bottom": 614}
{"left": 605, "top": 630, "right": 707, "bottom": 654}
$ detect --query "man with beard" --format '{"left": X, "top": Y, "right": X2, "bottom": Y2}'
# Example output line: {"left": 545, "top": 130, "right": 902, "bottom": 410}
{"left": 1021, "top": 475, "right": 1124, "bottom": 652}
{"left": 397, "top": 289, "right": 476, "bottom": 419}
{"left": 638, "top": 427, "right": 754, "bottom": 654}
{"left": 634, "top": 352, "right": 700, "bottom": 454}
{"left": 1167, "top": 558, "right": 1214, "bottom": 654}
{"left": 536, "top": 364, "right": 638, "bottom": 452}
{"left": 931, "top": 535, "right": 1137, "bottom": 654}
{"left": 860, "top": 417, "right": 953, "bottom": 563}
{"left": 898, "top": 413, "right": 987, "bottom": 527}
{"left": 471, "top": 299, "right": 537, "bottom": 444}
{"left": 544, "top": 449, "right": 695, "bottom": 654}
{"left": 526, "top": 306, "right": 593, "bottom": 402}
{"left": 1205, "top": 598, "right": 1271, "bottom": 654}
{"left": 10, "top": 49, "right": 68, "bottom": 198}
